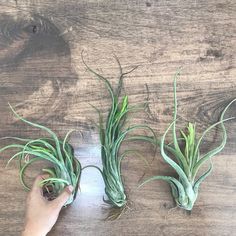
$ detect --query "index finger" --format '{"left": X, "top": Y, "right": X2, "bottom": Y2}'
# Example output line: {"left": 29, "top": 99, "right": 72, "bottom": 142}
{"left": 31, "top": 174, "right": 49, "bottom": 194}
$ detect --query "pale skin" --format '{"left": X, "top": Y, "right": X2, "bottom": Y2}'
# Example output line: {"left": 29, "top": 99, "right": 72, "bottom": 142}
{"left": 22, "top": 175, "right": 73, "bottom": 236}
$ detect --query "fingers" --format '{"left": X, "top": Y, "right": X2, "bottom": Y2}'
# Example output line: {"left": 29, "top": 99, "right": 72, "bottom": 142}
{"left": 31, "top": 174, "right": 49, "bottom": 194}
{"left": 52, "top": 185, "right": 74, "bottom": 209}
{"left": 31, "top": 176, "right": 74, "bottom": 208}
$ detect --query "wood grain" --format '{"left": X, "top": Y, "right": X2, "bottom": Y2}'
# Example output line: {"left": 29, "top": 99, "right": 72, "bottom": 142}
{"left": 0, "top": 1, "right": 236, "bottom": 235}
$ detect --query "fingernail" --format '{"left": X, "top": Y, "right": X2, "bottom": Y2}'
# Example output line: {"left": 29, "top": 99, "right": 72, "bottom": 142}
{"left": 67, "top": 185, "right": 74, "bottom": 194}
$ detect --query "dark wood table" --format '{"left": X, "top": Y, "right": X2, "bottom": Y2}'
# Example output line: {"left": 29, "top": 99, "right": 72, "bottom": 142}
{"left": 0, "top": 1, "right": 236, "bottom": 235}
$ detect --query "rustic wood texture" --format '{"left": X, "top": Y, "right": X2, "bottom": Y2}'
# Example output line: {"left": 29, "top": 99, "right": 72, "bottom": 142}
{"left": 0, "top": 0, "right": 236, "bottom": 235}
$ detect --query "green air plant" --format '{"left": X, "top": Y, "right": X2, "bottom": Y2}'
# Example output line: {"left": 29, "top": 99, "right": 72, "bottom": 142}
{"left": 82, "top": 56, "right": 155, "bottom": 208}
{"left": 140, "top": 72, "right": 235, "bottom": 211}
{"left": 0, "top": 105, "right": 81, "bottom": 206}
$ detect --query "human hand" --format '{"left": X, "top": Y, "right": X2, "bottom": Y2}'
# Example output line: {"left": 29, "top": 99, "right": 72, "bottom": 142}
{"left": 22, "top": 175, "right": 73, "bottom": 236}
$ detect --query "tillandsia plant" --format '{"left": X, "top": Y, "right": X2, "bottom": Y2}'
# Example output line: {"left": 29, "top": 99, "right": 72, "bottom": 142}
{"left": 0, "top": 104, "right": 81, "bottom": 206}
{"left": 140, "top": 72, "right": 236, "bottom": 211}
{"left": 82, "top": 55, "right": 155, "bottom": 209}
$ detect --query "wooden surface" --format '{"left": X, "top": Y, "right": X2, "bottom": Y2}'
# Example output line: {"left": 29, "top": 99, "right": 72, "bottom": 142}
{"left": 0, "top": 1, "right": 236, "bottom": 235}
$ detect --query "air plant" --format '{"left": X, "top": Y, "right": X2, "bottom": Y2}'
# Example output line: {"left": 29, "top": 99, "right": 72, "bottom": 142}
{"left": 140, "top": 72, "right": 235, "bottom": 211}
{"left": 0, "top": 105, "right": 81, "bottom": 205}
{"left": 82, "top": 56, "right": 155, "bottom": 209}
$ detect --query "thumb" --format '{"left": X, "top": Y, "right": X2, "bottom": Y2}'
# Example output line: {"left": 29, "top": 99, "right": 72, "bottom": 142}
{"left": 53, "top": 185, "right": 74, "bottom": 208}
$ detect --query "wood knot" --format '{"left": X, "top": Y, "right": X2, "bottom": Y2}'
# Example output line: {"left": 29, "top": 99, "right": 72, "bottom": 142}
{"left": 206, "top": 49, "right": 223, "bottom": 58}
{"left": 146, "top": 2, "right": 152, "bottom": 7}
{"left": 199, "top": 48, "right": 223, "bottom": 61}
{"left": 32, "top": 25, "right": 37, "bottom": 34}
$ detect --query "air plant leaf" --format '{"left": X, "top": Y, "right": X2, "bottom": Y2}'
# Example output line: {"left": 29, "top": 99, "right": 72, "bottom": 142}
{"left": 82, "top": 55, "right": 156, "bottom": 208}
{"left": 141, "top": 71, "right": 236, "bottom": 210}
{"left": 0, "top": 105, "right": 81, "bottom": 206}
